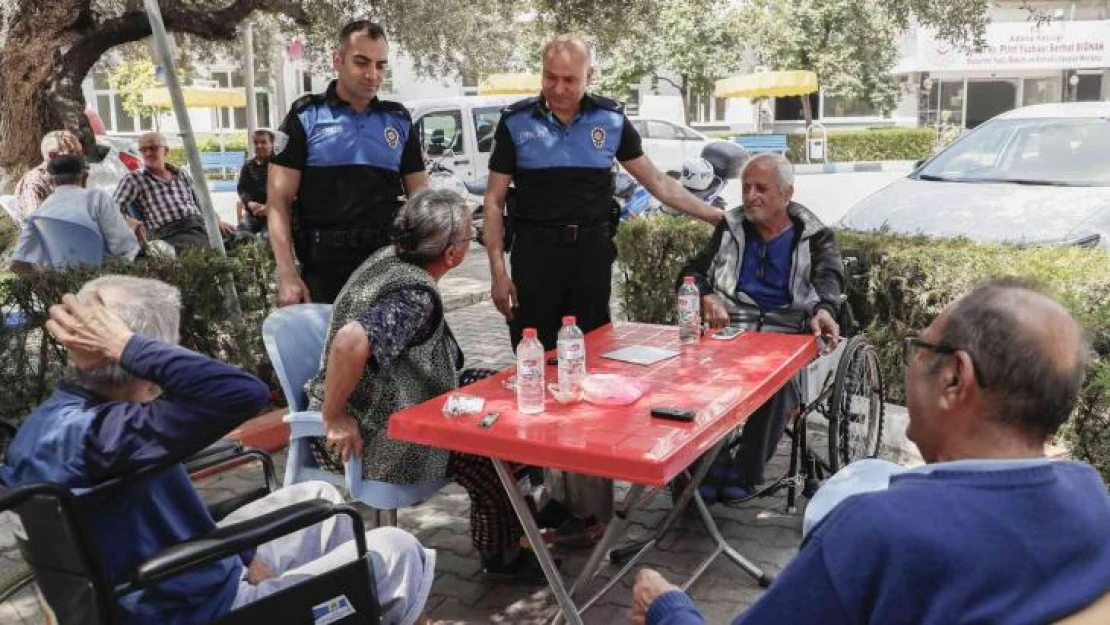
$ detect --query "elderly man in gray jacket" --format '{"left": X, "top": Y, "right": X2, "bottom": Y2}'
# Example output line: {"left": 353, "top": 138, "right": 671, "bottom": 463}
{"left": 678, "top": 153, "right": 844, "bottom": 502}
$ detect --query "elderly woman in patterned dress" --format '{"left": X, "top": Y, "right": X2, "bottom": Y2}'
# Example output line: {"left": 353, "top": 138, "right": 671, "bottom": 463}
{"left": 305, "top": 188, "right": 543, "bottom": 580}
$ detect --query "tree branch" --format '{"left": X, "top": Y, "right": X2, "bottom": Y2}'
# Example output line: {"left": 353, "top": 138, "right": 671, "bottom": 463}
{"left": 653, "top": 74, "right": 682, "bottom": 92}
{"left": 64, "top": 0, "right": 309, "bottom": 88}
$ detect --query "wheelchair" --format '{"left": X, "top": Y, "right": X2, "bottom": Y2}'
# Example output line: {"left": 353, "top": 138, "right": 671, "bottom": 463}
{"left": 0, "top": 441, "right": 292, "bottom": 622}
{"left": 664, "top": 279, "right": 886, "bottom": 516}
{"left": 0, "top": 479, "right": 379, "bottom": 625}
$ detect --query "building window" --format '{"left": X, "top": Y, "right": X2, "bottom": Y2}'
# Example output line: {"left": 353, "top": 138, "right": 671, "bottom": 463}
{"left": 1022, "top": 76, "right": 1062, "bottom": 106}
{"left": 462, "top": 70, "right": 479, "bottom": 97}
{"left": 211, "top": 69, "right": 270, "bottom": 130}
{"left": 380, "top": 66, "right": 394, "bottom": 95}
{"left": 91, "top": 74, "right": 156, "bottom": 134}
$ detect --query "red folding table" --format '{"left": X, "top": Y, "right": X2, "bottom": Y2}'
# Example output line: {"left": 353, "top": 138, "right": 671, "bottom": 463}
{"left": 389, "top": 322, "right": 817, "bottom": 625}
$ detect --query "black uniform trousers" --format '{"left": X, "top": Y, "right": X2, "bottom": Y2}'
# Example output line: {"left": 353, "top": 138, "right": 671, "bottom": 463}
{"left": 296, "top": 229, "right": 390, "bottom": 305}
{"left": 508, "top": 223, "right": 616, "bottom": 350}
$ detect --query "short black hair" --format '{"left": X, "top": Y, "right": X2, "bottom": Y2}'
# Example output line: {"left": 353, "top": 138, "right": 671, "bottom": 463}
{"left": 340, "top": 20, "right": 387, "bottom": 43}
{"left": 937, "top": 277, "right": 1089, "bottom": 439}
{"left": 252, "top": 129, "right": 275, "bottom": 142}
{"left": 47, "top": 154, "right": 88, "bottom": 184}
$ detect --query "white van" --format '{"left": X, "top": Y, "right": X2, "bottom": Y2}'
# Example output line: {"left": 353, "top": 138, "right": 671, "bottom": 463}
{"left": 404, "top": 95, "right": 522, "bottom": 183}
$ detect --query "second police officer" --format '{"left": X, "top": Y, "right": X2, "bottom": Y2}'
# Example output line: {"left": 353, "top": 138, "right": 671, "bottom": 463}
{"left": 483, "top": 34, "right": 726, "bottom": 349}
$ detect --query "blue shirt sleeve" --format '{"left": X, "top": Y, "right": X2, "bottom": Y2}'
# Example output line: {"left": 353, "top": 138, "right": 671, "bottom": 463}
{"left": 646, "top": 590, "right": 707, "bottom": 625}
{"left": 82, "top": 335, "right": 271, "bottom": 480}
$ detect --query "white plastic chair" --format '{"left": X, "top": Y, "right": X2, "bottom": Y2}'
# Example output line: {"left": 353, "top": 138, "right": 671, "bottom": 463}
{"left": 262, "top": 304, "right": 449, "bottom": 526}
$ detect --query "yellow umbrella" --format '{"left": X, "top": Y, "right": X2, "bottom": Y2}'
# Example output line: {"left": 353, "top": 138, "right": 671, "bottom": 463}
{"left": 141, "top": 86, "right": 247, "bottom": 109}
{"left": 478, "top": 73, "right": 541, "bottom": 95}
{"left": 714, "top": 70, "right": 819, "bottom": 99}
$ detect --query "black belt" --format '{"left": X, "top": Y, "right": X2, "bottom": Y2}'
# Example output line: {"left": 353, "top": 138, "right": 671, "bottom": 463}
{"left": 301, "top": 227, "right": 388, "bottom": 250}
{"left": 512, "top": 221, "right": 610, "bottom": 245}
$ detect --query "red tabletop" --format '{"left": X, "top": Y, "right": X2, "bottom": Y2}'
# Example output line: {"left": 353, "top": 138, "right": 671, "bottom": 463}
{"left": 388, "top": 323, "right": 818, "bottom": 486}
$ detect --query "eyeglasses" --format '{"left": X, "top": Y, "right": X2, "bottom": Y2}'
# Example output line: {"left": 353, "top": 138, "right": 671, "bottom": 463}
{"left": 902, "top": 336, "right": 987, "bottom": 388}
{"left": 138, "top": 146, "right": 164, "bottom": 153}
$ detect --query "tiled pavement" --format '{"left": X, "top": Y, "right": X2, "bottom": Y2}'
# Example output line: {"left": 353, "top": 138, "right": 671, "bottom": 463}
{"left": 0, "top": 252, "right": 918, "bottom": 623}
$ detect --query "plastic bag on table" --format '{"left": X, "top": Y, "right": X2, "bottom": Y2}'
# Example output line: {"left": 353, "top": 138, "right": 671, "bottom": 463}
{"left": 579, "top": 373, "right": 649, "bottom": 406}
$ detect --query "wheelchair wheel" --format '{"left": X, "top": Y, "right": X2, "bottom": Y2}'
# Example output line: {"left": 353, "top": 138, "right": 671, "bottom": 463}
{"left": 825, "top": 336, "right": 885, "bottom": 473}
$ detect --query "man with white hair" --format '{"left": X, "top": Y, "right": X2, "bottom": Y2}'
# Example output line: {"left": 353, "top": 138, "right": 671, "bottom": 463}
{"left": 13, "top": 129, "right": 83, "bottom": 221}
{"left": 677, "top": 153, "right": 844, "bottom": 503}
{"left": 0, "top": 276, "right": 437, "bottom": 625}
{"left": 113, "top": 131, "right": 236, "bottom": 252}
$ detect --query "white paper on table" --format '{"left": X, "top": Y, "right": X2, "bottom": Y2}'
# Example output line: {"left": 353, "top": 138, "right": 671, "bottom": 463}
{"left": 600, "top": 345, "right": 680, "bottom": 366}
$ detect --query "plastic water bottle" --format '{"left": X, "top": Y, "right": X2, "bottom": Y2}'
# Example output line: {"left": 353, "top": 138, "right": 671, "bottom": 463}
{"left": 516, "top": 328, "right": 545, "bottom": 414}
{"left": 557, "top": 316, "right": 587, "bottom": 395}
{"left": 678, "top": 276, "right": 701, "bottom": 344}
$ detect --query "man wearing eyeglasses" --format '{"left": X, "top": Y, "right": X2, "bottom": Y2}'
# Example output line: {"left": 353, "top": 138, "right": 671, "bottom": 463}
{"left": 632, "top": 279, "right": 1110, "bottom": 625}
{"left": 113, "top": 132, "right": 237, "bottom": 253}
{"left": 676, "top": 152, "right": 844, "bottom": 503}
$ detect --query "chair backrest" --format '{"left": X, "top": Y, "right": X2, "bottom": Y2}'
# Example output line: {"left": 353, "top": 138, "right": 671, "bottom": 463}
{"left": 261, "top": 304, "right": 332, "bottom": 412}
{"left": 0, "top": 195, "right": 20, "bottom": 224}
{"left": 0, "top": 483, "right": 118, "bottom": 625}
{"left": 29, "top": 216, "right": 104, "bottom": 269}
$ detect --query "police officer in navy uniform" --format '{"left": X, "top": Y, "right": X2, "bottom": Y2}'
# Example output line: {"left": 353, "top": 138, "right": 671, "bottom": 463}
{"left": 268, "top": 20, "right": 427, "bottom": 305}
{"left": 483, "top": 34, "right": 725, "bottom": 349}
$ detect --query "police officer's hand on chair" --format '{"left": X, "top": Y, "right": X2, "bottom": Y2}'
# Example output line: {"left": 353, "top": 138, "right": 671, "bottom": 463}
{"left": 491, "top": 270, "right": 518, "bottom": 320}
{"left": 810, "top": 308, "right": 840, "bottom": 354}
{"left": 701, "top": 293, "right": 730, "bottom": 329}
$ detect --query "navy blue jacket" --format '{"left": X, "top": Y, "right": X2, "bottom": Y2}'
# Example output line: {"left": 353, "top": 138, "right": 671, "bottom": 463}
{"left": 646, "top": 461, "right": 1110, "bottom": 625}
{"left": 0, "top": 336, "right": 270, "bottom": 624}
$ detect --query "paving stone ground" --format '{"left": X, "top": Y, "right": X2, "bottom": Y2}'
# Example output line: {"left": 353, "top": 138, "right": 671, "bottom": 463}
{"left": 0, "top": 251, "right": 917, "bottom": 624}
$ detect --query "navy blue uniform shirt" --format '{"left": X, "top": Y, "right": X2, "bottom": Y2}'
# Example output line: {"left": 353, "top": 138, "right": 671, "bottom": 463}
{"left": 271, "top": 80, "right": 424, "bottom": 229}
{"left": 489, "top": 94, "right": 643, "bottom": 225}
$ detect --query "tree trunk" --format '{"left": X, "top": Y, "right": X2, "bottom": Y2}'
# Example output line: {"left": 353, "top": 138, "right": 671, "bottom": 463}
{"left": 0, "top": 0, "right": 310, "bottom": 193}
{"left": 680, "top": 74, "right": 692, "bottom": 125}
{"left": 801, "top": 94, "right": 813, "bottom": 128}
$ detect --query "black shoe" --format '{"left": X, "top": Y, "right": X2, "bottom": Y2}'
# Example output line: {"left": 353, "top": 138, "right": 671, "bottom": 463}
{"left": 482, "top": 548, "right": 556, "bottom": 583}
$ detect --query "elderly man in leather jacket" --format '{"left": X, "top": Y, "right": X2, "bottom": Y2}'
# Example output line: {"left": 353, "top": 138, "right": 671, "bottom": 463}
{"left": 678, "top": 153, "right": 844, "bottom": 503}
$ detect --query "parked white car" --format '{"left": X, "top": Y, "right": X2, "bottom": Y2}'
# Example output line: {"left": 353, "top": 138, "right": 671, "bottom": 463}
{"left": 839, "top": 102, "right": 1110, "bottom": 250}
{"left": 403, "top": 96, "right": 716, "bottom": 182}
{"left": 628, "top": 116, "right": 713, "bottom": 175}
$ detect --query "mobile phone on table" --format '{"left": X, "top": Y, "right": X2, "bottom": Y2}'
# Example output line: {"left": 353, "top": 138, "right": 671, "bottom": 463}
{"left": 711, "top": 326, "right": 745, "bottom": 341}
{"left": 650, "top": 406, "right": 696, "bottom": 422}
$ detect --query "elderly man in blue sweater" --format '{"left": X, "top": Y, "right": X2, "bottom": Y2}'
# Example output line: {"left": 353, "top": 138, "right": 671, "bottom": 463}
{"left": 632, "top": 278, "right": 1110, "bottom": 625}
{"left": 0, "top": 275, "right": 436, "bottom": 625}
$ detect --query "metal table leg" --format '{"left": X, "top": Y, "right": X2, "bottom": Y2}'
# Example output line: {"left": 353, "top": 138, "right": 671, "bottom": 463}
{"left": 491, "top": 459, "right": 583, "bottom": 625}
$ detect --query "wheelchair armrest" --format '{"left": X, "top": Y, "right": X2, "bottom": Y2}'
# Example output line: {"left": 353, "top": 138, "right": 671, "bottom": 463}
{"left": 182, "top": 438, "right": 242, "bottom": 473}
{"left": 127, "top": 500, "right": 367, "bottom": 591}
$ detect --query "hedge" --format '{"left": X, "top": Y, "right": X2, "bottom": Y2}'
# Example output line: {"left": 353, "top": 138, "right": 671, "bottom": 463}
{"left": 0, "top": 240, "right": 276, "bottom": 427}
{"left": 614, "top": 217, "right": 1110, "bottom": 481}
{"left": 731, "top": 128, "right": 936, "bottom": 163}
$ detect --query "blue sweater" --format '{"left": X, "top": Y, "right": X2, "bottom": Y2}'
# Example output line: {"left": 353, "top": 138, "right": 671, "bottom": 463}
{"left": 647, "top": 461, "right": 1110, "bottom": 625}
{"left": 0, "top": 336, "right": 270, "bottom": 625}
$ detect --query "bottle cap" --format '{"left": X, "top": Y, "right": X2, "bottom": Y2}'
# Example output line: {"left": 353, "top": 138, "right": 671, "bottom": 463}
{"left": 523, "top": 328, "right": 537, "bottom": 339}
{"left": 683, "top": 276, "right": 695, "bottom": 284}
{"left": 562, "top": 315, "right": 576, "bottom": 326}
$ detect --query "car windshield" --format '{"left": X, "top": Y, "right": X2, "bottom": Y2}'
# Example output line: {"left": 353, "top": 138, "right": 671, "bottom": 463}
{"left": 917, "top": 116, "right": 1110, "bottom": 187}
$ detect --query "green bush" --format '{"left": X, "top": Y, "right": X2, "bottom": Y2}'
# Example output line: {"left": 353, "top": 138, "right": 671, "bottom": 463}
{"left": 837, "top": 230, "right": 1110, "bottom": 479}
{"left": 0, "top": 240, "right": 276, "bottom": 427}
{"left": 615, "top": 216, "right": 713, "bottom": 324}
{"left": 734, "top": 128, "right": 936, "bottom": 163}
{"left": 614, "top": 217, "right": 1110, "bottom": 480}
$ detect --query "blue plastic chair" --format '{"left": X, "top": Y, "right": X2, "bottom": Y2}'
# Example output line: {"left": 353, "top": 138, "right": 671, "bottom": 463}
{"left": 29, "top": 216, "right": 104, "bottom": 268}
{"left": 261, "top": 304, "right": 449, "bottom": 526}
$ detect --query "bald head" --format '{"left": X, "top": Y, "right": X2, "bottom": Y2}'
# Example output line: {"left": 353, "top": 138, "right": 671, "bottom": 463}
{"left": 937, "top": 279, "right": 1088, "bottom": 438}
